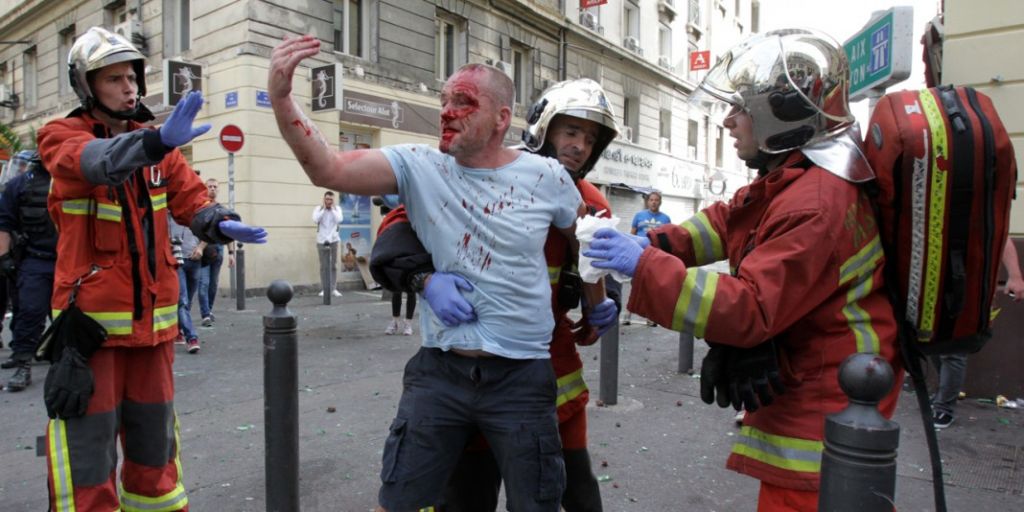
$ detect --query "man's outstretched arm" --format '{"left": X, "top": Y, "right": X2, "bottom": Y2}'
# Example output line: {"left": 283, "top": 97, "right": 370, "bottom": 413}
{"left": 268, "top": 35, "right": 397, "bottom": 196}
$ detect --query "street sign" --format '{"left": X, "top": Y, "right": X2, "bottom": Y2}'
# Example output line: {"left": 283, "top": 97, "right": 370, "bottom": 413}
{"left": 843, "top": 6, "right": 913, "bottom": 101}
{"left": 219, "top": 124, "right": 244, "bottom": 153}
{"left": 256, "top": 90, "right": 271, "bottom": 108}
{"left": 225, "top": 91, "right": 238, "bottom": 108}
{"left": 690, "top": 50, "right": 710, "bottom": 71}
{"left": 581, "top": 0, "right": 608, "bottom": 8}
{"left": 163, "top": 59, "right": 203, "bottom": 106}
{"left": 310, "top": 63, "right": 344, "bottom": 112}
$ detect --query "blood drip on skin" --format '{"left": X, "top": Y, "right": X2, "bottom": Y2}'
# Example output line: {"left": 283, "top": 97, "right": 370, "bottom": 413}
{"left": 439, "top": 72, "right": 482, "bottom": 153}
{"left": 291, "top": 119, "right": 312, "bottom": 136}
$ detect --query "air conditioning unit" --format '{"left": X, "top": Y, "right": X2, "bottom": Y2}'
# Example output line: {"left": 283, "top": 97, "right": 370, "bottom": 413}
{"left": 493, "top": 60, "right": 513, "bottom": 77}
{"left": 623, "top": 37, "right": 643, "bottom": 56}
{"left": 113, "top": 19, "right": 142, "bottom": 41}
{"left": 659, "top": 137, "right": 671, "bottom": 152}
{"left": 0, "top": 84, "right": 10, "bottom": 104}
{"left": 620, "top": 126, "right": 634, "bottom": 141}
{"left": 658, "top": 55, "right": 673, "bottom": 70}
{"left": 580, "top": 11, "right": 598, "bottom": 30}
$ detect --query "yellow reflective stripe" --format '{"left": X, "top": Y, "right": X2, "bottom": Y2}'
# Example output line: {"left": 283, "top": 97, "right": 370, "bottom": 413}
{"left": 671, "top": 268, "right": 719, "bottom": 338}
{"left": 48, "top": 419, "right": 77, "bottom": 512}
{"left": 153, "top": 304, "right": 178, "bottom": 332}
{"left": 54, "top": 308, "right": 133, "bottom": 335}
{"left": 842, "top": 273, "right": 881, "bottom": 354}
{"left": 151, "top": 192, "right": 167, "bottom": 211}
{"left": 119, "top": 481, "right": 187, "bottom": 512}
{"left": 96, "top": 202, "right": 122, "bottom": 222}
{"left": 419, "top": 508, "right": 436, "bottom": 512}
{"left": 680, "top": 211, "right": 726, "bottom": 265}
{"left": 555, "top": 368, "right": 588, "bottom": 407}
{"left": 839, "top": 235, "right": 883, "bottom": 286}
{"left": 548, "top": 266, "right": 560, "bottom": 285}
{"left": 731, "top": 425, "right": 822, "bottom": 474}
{"left": 918, "top": 90, "right": 949, "bottom": 340}
{"left": 60, "top": 198, "right": 93, "bottom": 216}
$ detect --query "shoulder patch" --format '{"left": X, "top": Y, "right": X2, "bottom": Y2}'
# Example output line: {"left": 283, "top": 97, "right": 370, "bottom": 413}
{"left": 870, "top": 123, "right": 884, "bottom": 150}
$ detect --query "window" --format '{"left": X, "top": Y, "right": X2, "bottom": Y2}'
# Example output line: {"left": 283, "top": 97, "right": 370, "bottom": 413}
{"left": 334, "top": 0, "right": 367, "bottom": 57}
{"left": 688, "top": 0, "right": 701, "bottom": 27}
{"left": 623, "top": 95, "right": 639, "bottom": 143}
{"left": 751, "top": 1, "right": 759, "bottom": 32}
{"left": 164, "top": 0, "right": 190, "bottom": 55}
{"left": 58, "top": 26, "right": 76, "bottom": 97}
{"left": 687, "top": 41, "right": 699, "bottom": 81}
{"left": 436, "top": 12, "right": 467, "bottom": 80}
{"left": 23, "top": 48, "right": 37, "bottom": 109}
{"left": 0, "top": 62, "right": 9, "bottom": 119}
{"left": 715, "top": 126, "right": 724, "bottom": 168}
{"left": 687, "top": 119, "right": 699, "bottom": 160}
{"left": 659, "top": 109, "right": 672, "bottom": 152}
{"left": 624, "top": 1, "right": 641, "bottom": 40}
{"left": 659, "top": 24, "right": 672, "bottom": 63}
{"left": 511, "top": 42, "right": 531, "bottom": 105}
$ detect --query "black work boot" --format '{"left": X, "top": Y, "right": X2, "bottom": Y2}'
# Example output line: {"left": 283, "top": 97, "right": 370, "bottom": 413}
{"left": 1, "top": 352, "right": 31, "bottom": 369}
{"left": 6, "top": 362, "right": 31, "bottom": 392}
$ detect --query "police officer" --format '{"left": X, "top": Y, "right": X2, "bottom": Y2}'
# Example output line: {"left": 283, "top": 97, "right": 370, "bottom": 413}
{"left": 0, "top": 150, "right": 55, "bottom": 391}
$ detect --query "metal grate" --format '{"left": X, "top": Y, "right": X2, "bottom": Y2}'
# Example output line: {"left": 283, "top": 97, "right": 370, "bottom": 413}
{"left": 943, "top": 443, "right": 1021, "bottom": 494}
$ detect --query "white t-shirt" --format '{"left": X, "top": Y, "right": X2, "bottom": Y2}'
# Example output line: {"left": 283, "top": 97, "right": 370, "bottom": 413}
{"left": 312, "top": 204, "right": 343, "bottom": 244}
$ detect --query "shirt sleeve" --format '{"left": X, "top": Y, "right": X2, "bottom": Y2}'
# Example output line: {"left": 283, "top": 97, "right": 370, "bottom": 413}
{"left": 548, "top": 160, "right": 583, "bottom": 229}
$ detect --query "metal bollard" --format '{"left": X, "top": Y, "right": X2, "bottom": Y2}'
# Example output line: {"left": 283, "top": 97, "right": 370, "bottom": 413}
{"left": 819, "top": 353, "right": 899, "bottom": 511}
{"left": 263, "top": 280, "right": 299, "bottom": 511}
{"left": 599, "top": 320, "right": 620, "bottom": 405}
{"left": 677, "top": 331, "right": 694, "bottom": 374}
{"left": 236, "top": 244, "right": 246, "bottom": 310}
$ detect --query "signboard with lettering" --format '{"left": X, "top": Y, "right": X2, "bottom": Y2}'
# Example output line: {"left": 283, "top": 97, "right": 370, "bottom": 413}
{"left": 581, "top": 0, "right": 608, "bottom": 8}
{"left": 162, "top": 60, "right": 203, "bottom": 107}
{"left": 340, "top": 90, "right": 439, "bottom": 136}
{"left": 690, "top": 50, "right": 710, "bottom": 71}
{"left": 843, "top": 6, "right": 913, "bottom": 100}
{"left": 225, "top": 91, "right": 238, "bottom": 108}
{"left": 588, "top": 141, "right": 705, "bottom": 199}
{"left": 310, "top": 63, "right": 344, "bottom": 112}
{"left": 255, "top": 90, "right": 271, "bottom": 108}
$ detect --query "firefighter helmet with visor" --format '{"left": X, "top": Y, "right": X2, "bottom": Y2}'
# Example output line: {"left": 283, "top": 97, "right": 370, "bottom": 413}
{"left": 68, "top": 26, "right": 148, "bottom": 120}
{"left": 522, "top": 78, "right": 619, "bottom": 180}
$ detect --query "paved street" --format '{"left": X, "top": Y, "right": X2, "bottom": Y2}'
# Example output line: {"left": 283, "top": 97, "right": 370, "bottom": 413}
{"left": 1, "top": 288, "right": 1022, "bottom": 511}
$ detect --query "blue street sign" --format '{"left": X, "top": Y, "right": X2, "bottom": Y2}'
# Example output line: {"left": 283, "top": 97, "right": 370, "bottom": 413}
{"left": 225, "top": 91, "right": 238, "bottom": 108}
{"left": 256, "top": 90, "right": 271, "bottom": 108}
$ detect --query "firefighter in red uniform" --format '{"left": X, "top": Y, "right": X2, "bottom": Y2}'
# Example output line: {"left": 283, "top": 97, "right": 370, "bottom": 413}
{"left": 37, "top": 27, "right": 266, "bottom": 511}
{"left": 369, "top": 79, "right": 620, "bottom": 511}
{"left": 584, "top": 29, "right": 902, "bottom": 511}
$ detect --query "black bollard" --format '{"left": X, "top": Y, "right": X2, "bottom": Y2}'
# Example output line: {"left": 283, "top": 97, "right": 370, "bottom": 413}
{"left": 819, "top": 353, "right": 899, "bottom": 512}
{"left": 263, "top": 280, "right": 299, "bottom": 512}
{"left": 236, "top": 243, "right": 246, "bottom": 310}
{"left": 599, "top": 320, "right": 619, "bottom": 406}
{"left": 678, "top": 331, "right": 694, "bottom": 374}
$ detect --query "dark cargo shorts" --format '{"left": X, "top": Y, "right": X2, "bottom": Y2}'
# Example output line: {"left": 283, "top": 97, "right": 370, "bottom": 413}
{"left": 378, "top": 347, "right": 565, "bottom": 511}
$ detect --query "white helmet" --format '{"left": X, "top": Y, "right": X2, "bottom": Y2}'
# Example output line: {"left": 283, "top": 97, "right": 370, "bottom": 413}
{"left": 68, "top": 26, "right": 149, "bottom": 120}
{"left": 690, "top": 28, "right": 854, "bottom": 154}
{"left": 521, "top": 78, "right": 619, "bottom": 180}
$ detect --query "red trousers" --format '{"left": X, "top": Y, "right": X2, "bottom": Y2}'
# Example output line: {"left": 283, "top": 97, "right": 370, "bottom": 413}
{"left": 46, "top": 343, "right": 188, "bottom": 511}
{"left": 757, "top": 481, "right": 818, "bottom": 512}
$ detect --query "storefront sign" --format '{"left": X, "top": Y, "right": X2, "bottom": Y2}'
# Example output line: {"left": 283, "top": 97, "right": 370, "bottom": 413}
{"left": 340, "top": 90, "right": 439, "bottom": 136}
{"left": 589, "top": 141, "right": 704, "bottom": 198}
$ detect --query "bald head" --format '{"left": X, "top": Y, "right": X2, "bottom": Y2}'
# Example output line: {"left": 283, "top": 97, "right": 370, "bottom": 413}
{"left": 451, "top": 63, "right": 516, "bottom": 110}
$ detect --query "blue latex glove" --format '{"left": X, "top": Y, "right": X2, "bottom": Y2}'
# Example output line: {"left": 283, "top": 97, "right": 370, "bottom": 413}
{"left": 159, "top": 91, "right": 212, "bottom": 148}
{"left": 631, "top": 233, "right": 651, "bottom": 249}
{"left": 588, "top": 297, "right": 618, "bottom": 337}
{"left": 424, "top": 272, "right": 476, "bottom": 327}
{"left": 583, "top": 228, "right": 645, "bottom": 277}
{"left": 218, "top": 220, "right": 268, "bottom": 244}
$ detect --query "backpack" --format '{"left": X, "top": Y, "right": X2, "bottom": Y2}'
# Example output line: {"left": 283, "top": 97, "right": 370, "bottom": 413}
{"left": 864, "top": 85, "right": 1017, "bottom": 356}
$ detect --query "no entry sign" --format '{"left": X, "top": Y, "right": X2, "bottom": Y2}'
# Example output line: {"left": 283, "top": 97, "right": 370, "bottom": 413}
{"left": 219, "top": 124, "right": 244, "bottom": 153}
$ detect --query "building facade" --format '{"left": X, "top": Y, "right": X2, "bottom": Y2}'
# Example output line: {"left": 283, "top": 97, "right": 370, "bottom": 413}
{"left": 0, "top": 0, "right": 757, "bottom": 291}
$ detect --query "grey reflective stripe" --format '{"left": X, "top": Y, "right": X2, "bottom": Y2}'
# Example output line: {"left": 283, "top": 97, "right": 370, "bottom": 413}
{"left": 843, "top": 272, "right": 881, "bottom": 354}
{"left": 907, "top": 149, "right": 930, "bottom": 327}
{"left": 838, "top": 236, "right": 883, "bottom": 285}
{"left": 690, "top": 214, "right": 719, "bottom": 264}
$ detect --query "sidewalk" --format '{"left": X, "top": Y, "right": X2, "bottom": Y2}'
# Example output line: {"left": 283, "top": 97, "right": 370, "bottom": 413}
{"left": 1, "top": 289, "right": 1021, "bottom": 511}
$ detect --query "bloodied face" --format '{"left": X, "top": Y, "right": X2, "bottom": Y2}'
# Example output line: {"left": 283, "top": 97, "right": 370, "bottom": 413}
{"left": 438, "top": 68, "right": 505, "bottom": 158}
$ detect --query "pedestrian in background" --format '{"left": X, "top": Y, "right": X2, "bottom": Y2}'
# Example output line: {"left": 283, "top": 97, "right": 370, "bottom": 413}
{"left": 313, "top": 190, "right": 343, "bottom": 297}
{"left": 198, "top": 177, "right": 234, "bottom": 326}
{"left": 624, "top": 191, "right": 670, "bottom": 326}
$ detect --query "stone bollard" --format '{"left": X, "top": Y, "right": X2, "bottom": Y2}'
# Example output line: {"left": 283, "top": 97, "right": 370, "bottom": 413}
{"left": 236, "top": 244, "right": 247, "bottom": 310}
{"left": 263, "top": 280, "right": 299, "bottom": 511}
{"left": 818, "top": 353, "right": 899, "bottom": 511}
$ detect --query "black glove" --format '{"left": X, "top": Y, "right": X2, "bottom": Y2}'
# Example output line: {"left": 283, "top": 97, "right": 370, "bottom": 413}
{"left": 0, "top": 252, "right": 16, "bottom": 280}
{"left": 727, "top": 340, "right": 787, "bottom": 412}
{"left": 700, "top": 342, "right": 733, "bottom": 408}
{"left": 44, "top": 347, "right": 95, "bottom": 419}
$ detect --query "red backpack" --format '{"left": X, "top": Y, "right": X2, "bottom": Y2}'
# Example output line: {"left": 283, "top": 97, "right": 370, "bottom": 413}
{"left": 864, "top": 85, "right": 1017, "bottom": 355}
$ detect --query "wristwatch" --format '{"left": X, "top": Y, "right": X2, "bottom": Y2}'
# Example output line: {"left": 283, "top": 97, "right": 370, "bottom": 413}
{"left": 409, "top": 271, "right": 433, "bottom": 293}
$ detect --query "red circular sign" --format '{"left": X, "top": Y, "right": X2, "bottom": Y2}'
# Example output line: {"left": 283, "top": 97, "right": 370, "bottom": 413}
{"left": 219, "top": 124, "right": 244, "bottom": 153}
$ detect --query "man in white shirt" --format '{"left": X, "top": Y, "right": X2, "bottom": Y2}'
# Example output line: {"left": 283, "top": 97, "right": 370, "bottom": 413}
{"left": 312, "top": 191, "right": 343, "bottom": 297}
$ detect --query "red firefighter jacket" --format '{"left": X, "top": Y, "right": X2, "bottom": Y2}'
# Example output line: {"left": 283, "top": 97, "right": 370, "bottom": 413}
{"left": 630, "top": 153, "right": 901, "bottom": 490}
{"left": 38, "top": 111, "right": 212, "bottom": 347}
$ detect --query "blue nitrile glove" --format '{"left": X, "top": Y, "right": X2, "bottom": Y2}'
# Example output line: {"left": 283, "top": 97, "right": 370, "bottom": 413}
{"left": 583, "top": 228, "right": 644, "bottom": 277}
{"left": 631, "top": 233, "right": 651, "bottom": 249}
{"left": 159, "top": 91, "right": 212, "bottom": 148}
{"left": 218, "top": 220, "right": 268, "bottom": 244}
{"left": 588, "top": 297, "right": 618, "bottom": 337}
{"left": 424, "top": 272, "right": 476, "bottom": 327}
